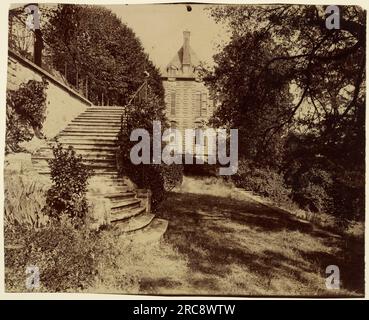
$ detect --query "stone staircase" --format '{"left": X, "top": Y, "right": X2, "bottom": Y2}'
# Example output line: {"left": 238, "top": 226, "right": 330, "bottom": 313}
{"left": 31, "top": 106, "right": 168, "bottom": 240}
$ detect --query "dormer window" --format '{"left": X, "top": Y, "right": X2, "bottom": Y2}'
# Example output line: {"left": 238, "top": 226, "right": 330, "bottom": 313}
{"left": 168, "top": 65, "right": 177, "bottom": 76}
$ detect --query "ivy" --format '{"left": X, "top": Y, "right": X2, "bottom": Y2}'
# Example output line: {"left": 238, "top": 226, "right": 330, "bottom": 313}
{"left": 6, "top": 79, "right": 48, "bottom": 153}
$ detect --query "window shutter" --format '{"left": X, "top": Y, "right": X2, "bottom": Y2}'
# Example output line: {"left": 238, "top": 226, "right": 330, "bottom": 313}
{"left": 201, "top": 93, "right": 207, "bottom": 116}
{"left": 170, "top": 92, "right": 176, "bottom": 115}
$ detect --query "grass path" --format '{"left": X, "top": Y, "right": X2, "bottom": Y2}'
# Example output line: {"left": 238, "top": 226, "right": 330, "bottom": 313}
{"left": 139, "top": 178, "right": 364, "bottom": 297}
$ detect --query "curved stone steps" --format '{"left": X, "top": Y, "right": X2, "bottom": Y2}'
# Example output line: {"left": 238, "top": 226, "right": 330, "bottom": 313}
{"left": 110, "top": 206, "right": 146, "bottom": 223}
{"left": 111, "top": 198, "right": 141, "bottom": 213}
{"left": 30, "top": 105, "right": 167, "bottom": 239}
{"left": 124, "top": 218, "right": 168, "bottom": 243}
{"left": 114, "top": 213, "right": 155, "bottom": 233}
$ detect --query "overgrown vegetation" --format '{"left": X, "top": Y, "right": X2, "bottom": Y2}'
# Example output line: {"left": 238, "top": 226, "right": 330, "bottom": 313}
{"left": 204, "top": 5, "right": 365, "bottom": 228}
{"left": 117, "top": 88, "right": 183, "bottom": 209}
{"left": 5, "top": 145, "right": 102, "bottom": 292}
{"left": 4, "top": 174, "right": 49, "bottom": 229}
{"left": 6, "top": 79, "right": 48, "bottom": 153}
{"left": 45, "top": 143, "right": 92, "bottom": 225}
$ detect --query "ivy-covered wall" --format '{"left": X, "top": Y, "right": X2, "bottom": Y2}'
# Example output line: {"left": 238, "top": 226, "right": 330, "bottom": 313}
{"left": 7, "top": 50, "right": 92, "bottom": 139}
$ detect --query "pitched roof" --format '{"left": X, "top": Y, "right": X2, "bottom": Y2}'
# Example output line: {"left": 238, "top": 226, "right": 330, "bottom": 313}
{"left": 166, "top": 46, "right": 201, "bottom": 70}
{"left": 163, "top": 31, "right": 201, "bottom": 78}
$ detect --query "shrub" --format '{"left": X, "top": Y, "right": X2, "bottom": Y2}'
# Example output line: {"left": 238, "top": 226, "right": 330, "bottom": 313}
{"left": 330, "top": 171, "right": 365, "bottom": 227}
{"left": 45, "top": 142, "right": 92, "bottom": 225}
{"left": 161, "top": 163, "right": 184, "bottom": 191}
{"left": 6, "top": 79, "right": 48, "bottom": 153}
{"left": 117, "top": 87, "right": 183, "bottom": 209}
{"left": 232, "top": 158, "right": 292, "bottom": 205}
{"left": 288, "top": 167, "right": 333, "bottom": 213}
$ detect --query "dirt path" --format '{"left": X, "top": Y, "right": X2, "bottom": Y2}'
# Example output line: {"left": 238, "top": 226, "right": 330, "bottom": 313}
{"left": 147, "top": 179, "right": 364, "bottom": 297}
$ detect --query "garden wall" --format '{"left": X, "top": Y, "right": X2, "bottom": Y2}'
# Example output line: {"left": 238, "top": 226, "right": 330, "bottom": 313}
{"left": 7, "top": 49, "right": 92, "bottom": 138}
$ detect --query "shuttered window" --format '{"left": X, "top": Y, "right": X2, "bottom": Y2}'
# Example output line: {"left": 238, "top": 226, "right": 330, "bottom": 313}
{"left": 200, "top": 93, "right": 207, "bottom": 116}
{"left": 170, "top": 92, "right": 176, "bottom": 115}
{"left": 170, "top": 121, "right": 177, "bottom": 129}
{"left": 193, "top": 92, "right": 201, "bottom": 117}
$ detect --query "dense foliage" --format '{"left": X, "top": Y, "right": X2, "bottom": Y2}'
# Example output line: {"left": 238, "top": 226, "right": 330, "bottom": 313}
{"left": 43, "top": 4, "right": 164, "bottom": 105}
{"left": 117, "top": 88, "right": 183, "bottom": 209}
{"left": 205, "top": 5, "right": 365, "bottom": 225}
{"left": 6, "top": 79, "right": 48, "bottom": 153}
{"left": 45, "top": 143, "right": 92, "bottom": 225}
{"left": 5, "top": 222, "right": 97, "bottom": 292}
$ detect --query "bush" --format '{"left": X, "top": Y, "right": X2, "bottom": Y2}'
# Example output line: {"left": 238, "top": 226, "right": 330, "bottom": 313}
{"left": 117, "top": 87, "right": 183, "bottom": 209}
{"left": 330, "top": 171, "right": 365, "bottom": 227}
{"left": 288, "top": 167, "right": 333, "bottom": 213}
{"left": 6, "top": 79, "right": 48, "bottom": 153}
{"left": 45, "top": 143, "right": 92, "bottom": 225}
{"left": 161, "top": 163, "right": 184, "bottom": 191}
{"left": 232, "top": 159, "right": 292, "bottom": 205}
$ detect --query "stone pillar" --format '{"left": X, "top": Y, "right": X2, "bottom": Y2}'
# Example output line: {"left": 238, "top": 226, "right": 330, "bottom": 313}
{"left": 135, "top": 189, "right": 152, "bottom": 213}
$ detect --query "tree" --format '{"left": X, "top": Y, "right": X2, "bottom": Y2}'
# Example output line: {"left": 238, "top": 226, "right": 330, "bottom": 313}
{"left": 205, "top": 5, "right": 365, "bottom": 223}
{"left": 44, "top": 4, "right": 164, "bottom": 105}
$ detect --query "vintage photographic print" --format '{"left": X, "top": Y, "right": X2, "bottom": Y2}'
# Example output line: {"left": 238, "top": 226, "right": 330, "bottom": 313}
{"left": 3, "top": 1, "right": 366, "bottom": 297}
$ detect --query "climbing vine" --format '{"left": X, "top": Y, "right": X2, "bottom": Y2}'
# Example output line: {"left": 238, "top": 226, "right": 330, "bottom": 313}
{"left": 6, "top": 78, "right": 48, "bottom": 153}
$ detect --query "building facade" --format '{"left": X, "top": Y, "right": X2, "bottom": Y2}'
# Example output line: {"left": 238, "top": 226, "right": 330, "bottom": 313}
{"left": 161, "top": 31, "right": 215, "bottom": 157}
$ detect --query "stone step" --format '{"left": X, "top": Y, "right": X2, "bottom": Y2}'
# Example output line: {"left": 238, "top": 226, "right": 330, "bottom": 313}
{"left": 65, "top": 125, "right": 121, "bottom": 131}
{"left": 89, "top": 180, "right": 127, "bottom": 188}
{"left": 75, "top": 114, "right": 123, "bottom": 119}
{"left": 83, "top": 108, "right": 124, "bottom": 114}
{"left": 113, "top": 213, "right": 155, "bottom": 233}
{"left": 87, "top": 107, "right": 124, "bottom": 111}
{"left": 36, "top": 148, "right": 116, "bottom": 157}
{"left": 87, "top": 189, "right": 134, "bottom": 198}
{"left": 32, "top": 164, "right": 116, "bottom": 175}
{"left": 59, "top": 131, "right": 118, "bottom": 137}
{"left": 88, "top": 175, "right": 125, "bottom": 182}
{"left": 73, "top": 117, "right": 122, "bottom": 122}
{"left": 36, "top": 168, "right": 120, "bottom": 176}
{"left": 104, "top": 192, "right": 137, "bottom": 201}
{"left": 110, "top": 206, "right": 146, "bottom": 222}
{"left": 89, "top": 174, "right": 124, "bottom": 180}
{"left": 54, "top": 139, "right": 117, "bottom": 146}
{"left": 33, "top": 156, "right": 116, "bottom": 165}
{"left": 125, "top": 218, "right": 168, "bottom": 243}
{"left": 88, "top": 185, "right": 129, "bottom": 194}
{"left": 69, "top": 121, "right": 122, "bottom": 128}
{"left": 56, "top": 135, "right": 118, "bottom": 141}
{"left": 72, "top": 116, "right": 121, "bottom": 121}
{"left": 111, "top": 198, "right": 141, "bottom": 214}
{"left": 63, "top": 125, "right": 121, "bottom": 131}
{"left": 34, "top": 152, "right": 116, "bottom": 161}
{"left": 82, "top": 113, "right": 123, "bottom": 117}
{"left": 56, "top": 144, "right": 117, "bottom": 151}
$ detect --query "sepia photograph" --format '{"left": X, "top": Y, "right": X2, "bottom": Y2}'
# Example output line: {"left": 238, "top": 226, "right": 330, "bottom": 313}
{"left": 2, "top": 1, "right": 366, "bottom": 298}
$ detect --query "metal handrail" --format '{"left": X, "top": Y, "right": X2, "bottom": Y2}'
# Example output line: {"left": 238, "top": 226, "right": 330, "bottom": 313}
{"left": 127, "top": 80, "right": 148, "bottom": 106}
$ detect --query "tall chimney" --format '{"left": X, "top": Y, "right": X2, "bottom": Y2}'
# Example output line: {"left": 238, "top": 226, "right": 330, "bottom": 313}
{"left": 182, "top": 30, "right": 191, "bottom": 66}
